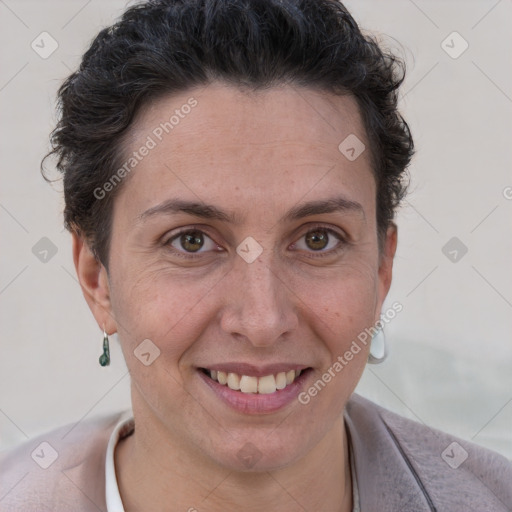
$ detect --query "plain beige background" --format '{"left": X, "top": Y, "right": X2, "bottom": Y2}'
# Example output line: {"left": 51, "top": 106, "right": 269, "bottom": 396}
{"left": 1, "top": 0, "right": 511, "bottom": 462}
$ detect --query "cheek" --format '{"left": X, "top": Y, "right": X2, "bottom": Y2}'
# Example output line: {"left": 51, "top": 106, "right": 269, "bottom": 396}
{"left": 109, "top": 264, "right": 221, "bottom": 364}
{"left": 290, "top": 258, "right": 380, "bottom": 336}
{"left": 291, "top": 263, "right": 379, "bottom": 410}
{"left": 110, "top": 238, "right": 380, "bottom": 358}
{"left": 289, "top": 265, "right": 379, "bottom": 405}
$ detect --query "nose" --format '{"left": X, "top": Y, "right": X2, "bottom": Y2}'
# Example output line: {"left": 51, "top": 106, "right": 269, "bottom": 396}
{"left": 219, "top": 255, "right": 299, "bottom": 348}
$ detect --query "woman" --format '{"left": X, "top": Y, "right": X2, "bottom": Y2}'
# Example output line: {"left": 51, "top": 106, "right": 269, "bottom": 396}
{"left": 1, "top": 0, "right": 511, "bottom": 510}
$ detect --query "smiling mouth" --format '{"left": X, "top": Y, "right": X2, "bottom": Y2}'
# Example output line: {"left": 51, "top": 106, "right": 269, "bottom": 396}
{"left": 199, "top": 368, "right": 312, "bottom": 394}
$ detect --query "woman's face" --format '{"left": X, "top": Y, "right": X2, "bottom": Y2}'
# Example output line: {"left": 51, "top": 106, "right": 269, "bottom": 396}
{"left": 82, "top": 83, "right": 396, "bottom": 471}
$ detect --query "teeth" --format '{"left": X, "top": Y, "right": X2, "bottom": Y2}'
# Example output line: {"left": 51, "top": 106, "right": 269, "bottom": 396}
{"left": 207, "top": 368, "right": 304, "bottom": 394}
{"left": 240, "top": 375, "right": 258, "bottom": 393}
{"left": 258, "top": 374, "right": 276, "bottom": 394}
{"left": 227, "top": 372, "right": 241, "bottom": 391}
{"left": 275, "top": 372, "right": 287, "bottom": 390}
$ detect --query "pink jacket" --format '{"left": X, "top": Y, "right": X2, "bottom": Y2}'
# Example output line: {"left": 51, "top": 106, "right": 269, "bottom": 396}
{"left": 1, "top": 394, "right": 511, "bottom": 511}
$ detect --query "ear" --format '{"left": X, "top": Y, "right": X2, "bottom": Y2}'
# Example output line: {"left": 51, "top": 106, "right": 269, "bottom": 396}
{"left": 375, "top": 223, "right": 398, "bottom": 318}
{"left": 72, "top": 232, "right": 117, "bottom": 334}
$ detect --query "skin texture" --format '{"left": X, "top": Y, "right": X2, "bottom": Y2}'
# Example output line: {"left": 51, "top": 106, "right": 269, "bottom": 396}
{"left": 73, "top": 83, "right": 397, "bottom": 511}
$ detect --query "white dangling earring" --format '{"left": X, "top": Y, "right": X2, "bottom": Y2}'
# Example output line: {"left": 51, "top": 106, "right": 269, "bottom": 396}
{"left": 367, "top": 327, "right": 387, "bottom": 364}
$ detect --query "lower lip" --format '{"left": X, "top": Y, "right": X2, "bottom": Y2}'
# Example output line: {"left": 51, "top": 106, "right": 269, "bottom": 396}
{"left": 198, "top": 369, "right": 311, "bottom": 415}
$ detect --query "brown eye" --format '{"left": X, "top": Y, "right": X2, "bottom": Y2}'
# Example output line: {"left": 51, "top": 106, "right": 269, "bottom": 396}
{"left": 167, "top": 229, "right": 219, "bottom": 256}
{"left": 305, "top": 229, "right": 330, "bottom": 251}
{"left": 292, "top": 226, "right": 345, "bottom": 257}
{"left": 179, "top": 231, "right": 204, "bottom": 252}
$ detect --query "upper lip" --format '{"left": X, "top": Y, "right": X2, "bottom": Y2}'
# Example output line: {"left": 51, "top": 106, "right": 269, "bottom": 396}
{"left": 198, "top": 363, "right": 310, "bottom": 377}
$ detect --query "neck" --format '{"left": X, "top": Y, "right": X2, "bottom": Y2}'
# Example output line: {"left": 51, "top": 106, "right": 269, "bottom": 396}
{"left": 115, "top": 406, "right": 353, "bottom": 512}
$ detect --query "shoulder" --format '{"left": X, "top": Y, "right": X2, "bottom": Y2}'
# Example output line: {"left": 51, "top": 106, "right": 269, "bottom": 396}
{"left": 0, "top": 410, "right": 131, "bottom": 512}
{"left": 346, "top": 393, "right": 512, "bottom": 510}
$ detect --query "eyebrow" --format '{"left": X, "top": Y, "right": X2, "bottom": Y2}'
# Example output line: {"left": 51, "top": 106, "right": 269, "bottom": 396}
{"left": 138, "top": 195, "right": 365, "bottom": 224}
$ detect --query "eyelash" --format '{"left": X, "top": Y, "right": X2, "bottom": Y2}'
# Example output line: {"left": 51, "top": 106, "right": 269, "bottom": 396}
{"left": 163, "top": 224, "right": 348, "bottom": 260}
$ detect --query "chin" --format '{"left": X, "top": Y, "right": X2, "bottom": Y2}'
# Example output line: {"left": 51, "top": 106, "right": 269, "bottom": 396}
{"left": 203, "top": 424, "right": 319, "bottom": 473}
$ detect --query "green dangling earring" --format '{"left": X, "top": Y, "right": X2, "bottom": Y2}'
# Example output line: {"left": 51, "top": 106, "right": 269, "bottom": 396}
{"left": 99, "top": 329, "right": 110, "bottom": 367}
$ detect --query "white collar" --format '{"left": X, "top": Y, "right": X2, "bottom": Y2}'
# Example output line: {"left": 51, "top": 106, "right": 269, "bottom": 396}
{"left": 105, "top": 412, "right": 134, "bottom": 512}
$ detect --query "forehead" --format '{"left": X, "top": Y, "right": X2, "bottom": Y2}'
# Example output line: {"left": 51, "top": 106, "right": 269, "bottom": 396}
{"left": 115, "top": 83, "right": 375, "bottom": 223}
{"left": 128, "top": 83, "right": 367, "bottom": 152}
